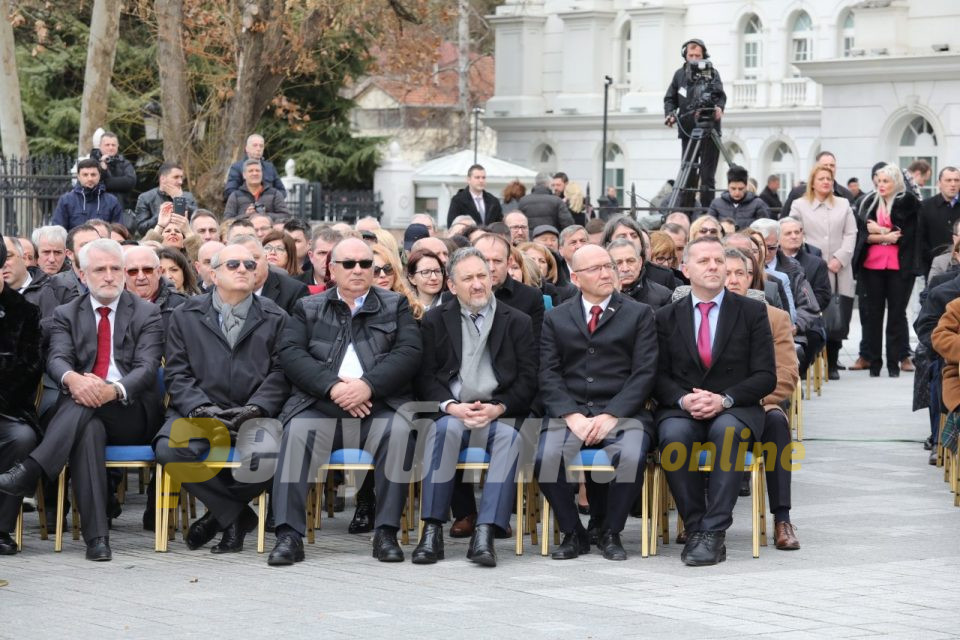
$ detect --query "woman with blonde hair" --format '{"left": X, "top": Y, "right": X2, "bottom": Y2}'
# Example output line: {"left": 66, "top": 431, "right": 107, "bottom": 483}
{"left": 518, "top": 241, "right": 559, "bottom": 284}
{"left": 371, "top": 243, "right": 424, "bottom": 320}
{"left": 371, "top": 228, "right": 401, "bottom": 261}
{"left": 689, "top": 213, "right": 724, "bottom": 240}
{"left": 564, "top": 182, "right": 585, "bottom": 225}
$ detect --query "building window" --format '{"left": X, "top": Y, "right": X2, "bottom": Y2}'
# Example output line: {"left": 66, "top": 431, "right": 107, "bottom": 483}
{"left": 841, "top": 12, "right": 855, "bottom": 57}
{"left": 603, "top": 143, "right": 625, "bottom": 205}
{"left": 771, "top": 142, "right": 795, "bottom": 202}
{"left": 791, "top": 12, "right": 813, "bottom": 63}
{"left": 743, "top": 15, "right": 763, "bottom": 79}
{"left": 623, "top": 25, "right": 632, "bottom": 80}
{"left": 898, "top": 116, "right": 938, "bottom": 199}
{"left": 533, "top": 144, "right": 556, "bottom": 174}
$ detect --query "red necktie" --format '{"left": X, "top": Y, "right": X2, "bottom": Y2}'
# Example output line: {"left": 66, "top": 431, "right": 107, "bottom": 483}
{"left": 93, "top": 306, "right": 111, "bottom": 379}
{"left": 696, "top": 301, "right": 715, "bottom": 369}
{"left": 587, "top": 305, "right": 603, "bottom": 334}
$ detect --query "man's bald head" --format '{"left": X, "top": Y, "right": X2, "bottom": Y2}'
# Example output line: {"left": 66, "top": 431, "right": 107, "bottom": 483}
{"left": 332, "top": 237, "right": 374, "bottom": 262}
{"left": 570, "top": 243, "right": 610, "bottom": 271}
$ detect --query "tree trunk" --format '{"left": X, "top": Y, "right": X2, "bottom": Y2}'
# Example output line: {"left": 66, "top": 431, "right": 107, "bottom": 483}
{"left": 77, "top": 0, "right": 122, "bottom": 156}
{"left": 0, "top": 0, "right": 28, "bottom": 159}
{"left": 457, "top": 0, "right": 470, "bottom": 149}
{"left": 155, "top": 0, "right": 192, "bottom": 171}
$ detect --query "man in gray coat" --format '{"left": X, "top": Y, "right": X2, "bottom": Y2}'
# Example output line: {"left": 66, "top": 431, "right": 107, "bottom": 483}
{"left": 154, "top": 243, "right": 289, "bottom": 554}
{"left": 519, "top": 172, "right": 575, "bottom": 232}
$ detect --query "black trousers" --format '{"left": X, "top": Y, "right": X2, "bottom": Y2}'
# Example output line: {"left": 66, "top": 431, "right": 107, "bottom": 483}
{"left": 859, "top": 268, "right": 913, "bottom": 368}
{"left": 0, "top": 419, "right": 37, "bottom": 533}
{"left": 679, "top": 133, "right": 720, "bottom": 210}
{"left": 535, "top": 420, "right": 649, "bottom": 535}
{"left": 272, "top": 407, "right": 414, "bottom": 537}
{"left": 760, "top": 410, "right": 791, "bottom": 518}
{"left": 31, "top": 395, "right": 154, "bottom": 542}
{"left": 658, "top": 414, "right": 753, "bottom": 533}
{"left": 798, "top": 329, "right": 825, "bottom": 379}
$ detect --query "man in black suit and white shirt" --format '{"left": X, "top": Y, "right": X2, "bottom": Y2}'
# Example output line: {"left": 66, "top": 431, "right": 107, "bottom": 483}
{"left": 535, "top": 244, "right": 658, "bottom": 561}
{"left": 412, "top": 247, "right": 538, "bottom": 567}
{"left": 0, "top": 239, "right": 164, "bottom": 561}
{"left": 446, "top": 165, "right": 503, "bottom": 229}
{"left": 654, "top": 236, "right": 776, "bottom": 566}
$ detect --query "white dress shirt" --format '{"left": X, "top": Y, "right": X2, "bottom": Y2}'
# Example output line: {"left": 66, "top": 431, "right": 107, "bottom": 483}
{"left": 337, "top": 290, "right": 367, "bottom": 379}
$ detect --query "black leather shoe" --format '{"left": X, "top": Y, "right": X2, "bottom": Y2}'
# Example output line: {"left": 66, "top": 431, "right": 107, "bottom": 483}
{"left": 828, "top": 368, "right": 840, "bottom": 381}
{"left": 372, "top": 527, "right": 404, "bottom": 562}
{"left": 142, "top": 508, "right": 155, "bottom": 532}
{"left": 348, "top": 502, "right": 374, "bottom": 534}
{"left": 684, "top": 530, "right": 726, "bottom": 566}
{"left": 267, "top": 533, "right": 304, "bottom": 566}
{"left": 739, "top": 474, "right": 751, "bottom": 497}
{"left": 412, "top": 523, "right": 444, "bottom": 564}
{"left": 888, "top": 366, "right": 900, "bottom": 378}
{"left": 924, "top": 436, "right": 934, "bottom": 451}
{"left": 586, "top": 517, "right": 601, "bottom": 545}
{"left": 186, "top": 511, "right": 222, "bottom": 550}
{"left": 680, "top": 531, "right": 701, "bottom": 563}
{"left": 85, "top": 536, "right": 112, "bottom": 562}
{"left": 0, "top": 532, "right": 17, "bottom": 555}
{"left": 598, "top": 530, "right": 627, "bottom": 561}
{"left": 551, "top": 527, "right": 590, "bottom": 560}
{"left": 468, "top": 524, "right": 497, "bottom": 567}
{"left": 0, "top": 462, "right": 39, "bottom": 497}
{"left": 212, "top": 508, "right": 257, "bottom": 554}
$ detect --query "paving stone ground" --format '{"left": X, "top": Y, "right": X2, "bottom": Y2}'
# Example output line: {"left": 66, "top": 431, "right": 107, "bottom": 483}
{"left": 2, "top": 312, "right": 960, "bottom": 638}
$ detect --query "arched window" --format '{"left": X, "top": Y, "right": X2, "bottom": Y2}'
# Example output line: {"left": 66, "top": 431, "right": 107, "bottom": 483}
{"left": 742, "top": 15, "right": 763, "bottom": 79}
{"left": 533, "top": 144, "right": 556, "bottom": 174}
{"left": 620, "top": 23, "right": 632, "bottom": 84}
{"left": 603, "top": 144, "right": 625, "bottom": 205}
{"left": 771, "top": 143, "right": 796, "bottom": 201}
{"left": 841, "top": 12, "right": 855, "bottom": 57}
{"left": 898, "top": 117, "right": 938, "bottom": 198}
{"left": 791, "top": 12, "right": 814, "bottom": 63}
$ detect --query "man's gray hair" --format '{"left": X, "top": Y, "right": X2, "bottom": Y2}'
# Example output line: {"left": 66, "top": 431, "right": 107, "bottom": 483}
{"left": 243, "top": 158, "right": 262, "bottom": 170}
{"left": 32, "top": 225, "right": 68, "bottom": 248}
{"left": 750, "top": 218, "right": 781, "bottom": 240}
{"left": 534, "top": 172, "right": 551, "bottom": 187}
{"left": 559, "top": 224, "right": 587, "bottom": 247}
{"left": 311, "top": 226, "right": 343, "bottom": 248}
{"left": 4, "top": 236, "right": 23, "bottom": 257}
{"left": 78, "top": 238, "right": 124, "bottom": 269}
{"left": 229, "top": 234, "right": 263, "bottom": 251}
{"left": 606, "top": 238, "right": 640, "bottom": 257}
{"left": 724, "top": 247, "right": 750, "bottom": 270}
{"left": 779, "top": 217, "right": 803, "bottom": 232}
{"left": 447, "top": 247, "right": 489, "bottom": 281}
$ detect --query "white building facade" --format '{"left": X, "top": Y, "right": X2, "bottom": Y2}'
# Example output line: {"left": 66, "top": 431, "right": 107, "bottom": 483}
{"left": 485, "top": 0, "right": 960, "bottom": 206}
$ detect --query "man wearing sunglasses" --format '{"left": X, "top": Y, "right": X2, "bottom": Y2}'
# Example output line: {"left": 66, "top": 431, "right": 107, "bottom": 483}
{"left": 269, "top": 238, "right": 422, "bottom": 566}
{"left": 231, "top": 235, "right": 308, "bottom": 316}
{"left": 123, "top": 245, "right": 187, "bottom": 333}
{"left": 155, "top": 244, "right": 289, "bottom": 555}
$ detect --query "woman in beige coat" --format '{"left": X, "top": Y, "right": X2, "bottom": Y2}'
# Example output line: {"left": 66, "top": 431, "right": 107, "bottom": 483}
{"left": 789, "top": 164, "right": 858, "bottom": 375}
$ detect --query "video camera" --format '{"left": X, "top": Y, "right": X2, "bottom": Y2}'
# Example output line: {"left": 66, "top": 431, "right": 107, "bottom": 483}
{"left": 683, "top": 60, "right": 723, "bottom": 128}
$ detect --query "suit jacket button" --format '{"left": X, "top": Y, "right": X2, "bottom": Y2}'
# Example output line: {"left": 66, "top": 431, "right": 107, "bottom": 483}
{"left": 586, "top": 377, "right": 594, "bottom": 383}
{"left": 588, "top": 347, "right": 595, "bottom": 354}
{"left": 587, "top": 401, "right": 594, "bottom": 407}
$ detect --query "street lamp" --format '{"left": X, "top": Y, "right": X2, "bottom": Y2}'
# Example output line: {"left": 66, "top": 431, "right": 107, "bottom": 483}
{"left": 472, "top": 106, "right": 485, "bottom": 165}
{"left": 600, "top": 76, "right": 614, "bottom": 205}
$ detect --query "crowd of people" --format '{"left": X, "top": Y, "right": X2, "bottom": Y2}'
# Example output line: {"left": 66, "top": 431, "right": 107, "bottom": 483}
{"left": 0, "top": 130, "right": 955, "bottom": 572}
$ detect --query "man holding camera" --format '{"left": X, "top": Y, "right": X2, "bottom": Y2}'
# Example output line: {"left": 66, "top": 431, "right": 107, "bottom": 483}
{"left": 663, "top": 38, "right": 726, "bottom": 210}
{"left": 90, "top": 132, "right": 137, "bottom": 211}
{"left": 134, "top": 162, "right": 199, "bottom": 235}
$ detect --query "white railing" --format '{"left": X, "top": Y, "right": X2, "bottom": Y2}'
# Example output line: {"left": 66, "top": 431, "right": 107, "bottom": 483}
{"left": 782, "top": 78, "right": 807, "bottom": 106}
{"left": 611, "top": 83, "right": 630, "bottom": 111}
{"left": 731, "top": 80, "right": 757, "bottom": 108}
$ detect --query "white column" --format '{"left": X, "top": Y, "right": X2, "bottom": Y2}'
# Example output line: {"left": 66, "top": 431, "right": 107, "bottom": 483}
{"left": 553, "top": 10, "right": 617, "bottom": 115}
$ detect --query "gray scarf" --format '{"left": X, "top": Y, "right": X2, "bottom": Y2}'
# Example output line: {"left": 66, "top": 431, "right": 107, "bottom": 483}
{"left": 211, "top": 290, "right": 253, "bottom": 348}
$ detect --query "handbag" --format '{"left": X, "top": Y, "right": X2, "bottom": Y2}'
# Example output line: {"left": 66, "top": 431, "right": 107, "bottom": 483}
{"left": 823, "top": 273, "right": 852, "bottom": 342}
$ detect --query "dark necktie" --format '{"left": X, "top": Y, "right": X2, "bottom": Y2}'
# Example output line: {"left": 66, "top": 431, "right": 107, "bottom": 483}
{"left": 587, "top": 305, "right": 603, "bottom": 334}
{"left": 93, "top": 306, "right": 111, "bottom": 379}
{"left": 696, "top": 301, "right": 715, "bottom": 368}
{"left": 469, "top": 312, "right": 483, "bottom": 335}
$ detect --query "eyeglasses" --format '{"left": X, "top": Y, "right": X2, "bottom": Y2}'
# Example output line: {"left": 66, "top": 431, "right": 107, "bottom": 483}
{"left": 508, "top": 224, "right": 529, "bottom": 231}
{"left": 373, "top": 265, "right": 394, "bottom": 277}
{"left": 652, "top": 255, "right": 673, "bottom": 266}
{"left": 218, "top": 259, "right": 257, "bottom": 271}
{"left": 766, "top": 245, "right": 779, "bottom": 254}
{"left": 126, "top": 266, "right": 156, "bottom": 276}
{"left": 333, "top": 259, "right": 373, "bottom": 270}
{"left": 698, "top": 227, "right": 720, "bottom": 236}
{"left": 264, "top": 244, "right": 287, "bottom": 254}
{"left": 414, "top": 268, "right": 443, "bottom": 278}
{"left": 574, "top": 263, "right": 616, "bottom": 275}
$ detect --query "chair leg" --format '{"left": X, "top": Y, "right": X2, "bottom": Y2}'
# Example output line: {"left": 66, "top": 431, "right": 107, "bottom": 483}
{"left": 189, "top": 494, "right": 197, "bottom": 519}
{"left": 154, "top": 464, "right": 163, "bottom": 552}
{"left": 527, "top": 482, "right": 538, "bottom": 546}
{"left": 308, "top": 483, "right": 320, "bottom": 545}
{"left": 179, "top": 490, "right": 189, "bottom": 541}
{"left": 70, "top": 485, "right": 80, "bottom": 541}
{"left": 14, "top": 502, "right": 22, "bottom": 552}
{"left": 257, "top": 491, "right": 267, "bottom": 553}
{"left": 751, "top": 464, "right": 760, "bottom": 558}
{"left": 641, "top": 466, "right": 650, "bottom": 558}
{"left": 325, "top": 476, "right": 335, "bottom": 518}
{"left": 649, "top": 465, "right": 661, "bottom": 556}
{"left": 515, "top": 469, "right": 524, "bottom": 556}
{"left": 36, "top": 480, "right": 48, "bottom": 541}
{"left": 55, "top": 468, "right": 66, "bottom": 552}
{"left": 540, "top": 495, "right": 550, "bottom": 557}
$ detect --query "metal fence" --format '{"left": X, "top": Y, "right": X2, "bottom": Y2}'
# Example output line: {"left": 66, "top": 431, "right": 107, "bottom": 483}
{"left": 286, "top": 183, "right": 382, "bottom": 223}
{"left": 0, "top": 155, "right": 74, "bottom": 237}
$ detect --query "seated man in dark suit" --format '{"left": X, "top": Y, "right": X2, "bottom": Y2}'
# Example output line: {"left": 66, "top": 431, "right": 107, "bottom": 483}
{"left": 268, "top": 238, "right": 422, "bottom": 566}
{"left": 535, "top": 244, "right": 658, "bottom": 561}
{"left": 412, "top": 247, "right": 537, "bottom": 567}
{"left": 0, "top": 239, "right": 164, "bottom": 561}
{"left": 655, "top": 237, "right": 776, "bottom": 566}
{"left": 155, "top": 243, "right": 290, "bottom": 554}
{"left": 231, "top": 234, "right": 309, "bottom": 316}
{"left": 0, "top": 235, "right": 43, "bottom": 554}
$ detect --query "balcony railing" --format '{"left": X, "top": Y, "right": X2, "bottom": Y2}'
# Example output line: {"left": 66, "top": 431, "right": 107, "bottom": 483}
{"left": 731, "top": 80, "right": 758, "bottom": 108}
{"left": 782, "top": 78, "right": 807, "bottom": 106}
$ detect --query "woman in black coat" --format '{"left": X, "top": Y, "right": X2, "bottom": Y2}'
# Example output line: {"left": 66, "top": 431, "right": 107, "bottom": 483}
{"left": 857, "top": 164, "right": 922, "bottom": 377}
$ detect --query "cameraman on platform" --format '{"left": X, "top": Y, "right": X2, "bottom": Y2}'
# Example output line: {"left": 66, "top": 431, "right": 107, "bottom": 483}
{"left": 664, "top": 39, "right": 726, "bottom": 211}
{"left": 90, "top": 131, "right": 137, "bottom": 211}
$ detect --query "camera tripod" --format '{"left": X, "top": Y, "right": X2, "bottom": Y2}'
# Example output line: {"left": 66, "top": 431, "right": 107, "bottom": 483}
{"left": 664, "top": 117, "right": 736, "bottom": 213}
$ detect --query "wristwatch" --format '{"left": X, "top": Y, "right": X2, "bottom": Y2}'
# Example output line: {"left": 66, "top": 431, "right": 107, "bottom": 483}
{"left": 721, "top": 394, "right": 734, "bottom": 409}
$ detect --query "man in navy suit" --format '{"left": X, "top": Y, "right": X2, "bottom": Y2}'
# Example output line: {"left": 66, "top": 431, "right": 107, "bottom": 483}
{"left": 654, "top": 236, "right": 776, "bottom": 566}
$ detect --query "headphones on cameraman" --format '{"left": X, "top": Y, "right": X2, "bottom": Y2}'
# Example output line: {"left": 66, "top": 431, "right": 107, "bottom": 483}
{"left": 681, "top": 38, "right": 709, "bottom": 59}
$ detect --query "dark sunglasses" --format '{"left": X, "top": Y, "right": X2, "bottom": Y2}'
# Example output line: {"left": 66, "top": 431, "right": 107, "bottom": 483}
{"left": 373, "top": 265, "right": 394, "bottom": 277}
{"left": 334, "top": 259, "right": 374, "bottom": 270}
{"left": 126, "top": 266, "right": 156, "bottom": 276}
{"left": 219, "top": 259, "right": 257, "bottom": 271}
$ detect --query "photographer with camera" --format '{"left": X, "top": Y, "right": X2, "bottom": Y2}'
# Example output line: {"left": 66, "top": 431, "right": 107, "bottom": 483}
{"left": 134, "top": 162, "right": 199, "bottom": 236}
{"left": 664, "top": 39, "right": 726, "bottom": 211}
{"left": 90, "top": 131, "right": 137, "bottom": 211}
{"left": 224, "top": 159, "right": 290, "bottom": 219}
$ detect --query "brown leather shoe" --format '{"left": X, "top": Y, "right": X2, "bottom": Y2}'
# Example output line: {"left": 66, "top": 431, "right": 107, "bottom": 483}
{"left": 848, "top": 357, "right": 871, "bottom": 371}
{"left": 774, "top": 522, "right": 800, "bottom": 550}
{"left": 900, "top": 357, "right": 915, "bottom": 372}
{"left": 449, "top": 513, "right": 476, "bottom": 538}
{"left": 676, "top": 530, "right": 687, "bottom": 544}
